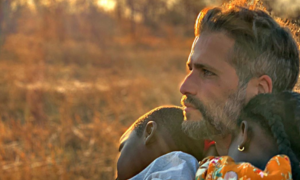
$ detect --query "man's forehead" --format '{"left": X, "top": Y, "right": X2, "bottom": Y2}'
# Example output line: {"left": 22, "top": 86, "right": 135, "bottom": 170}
{"left": 187, "top": 38, "right": 197, "bottom": 64}
{"left": 188, "top": 33, "right": 234, "bottom": 65}
{"left": 191, "top": 36, "right": 200, "bottom": 53}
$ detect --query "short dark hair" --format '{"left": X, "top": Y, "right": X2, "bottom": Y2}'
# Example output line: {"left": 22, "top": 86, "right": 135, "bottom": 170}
{"left": 238, "top": 91, "right": 300, "bottom": 179}
{"left": 195, "top": 6, "right": 299, "bottom": 92}
{"left": 132, "top": 106, "right": 204, "bottom": 160}
{"left": 133, "top": 106, "right": 184, "bottom": 137}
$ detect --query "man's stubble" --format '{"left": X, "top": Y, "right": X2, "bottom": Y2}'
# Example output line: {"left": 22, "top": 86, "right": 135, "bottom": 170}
{"left": 181, "top": 84, "right": 247, "bottom": 140}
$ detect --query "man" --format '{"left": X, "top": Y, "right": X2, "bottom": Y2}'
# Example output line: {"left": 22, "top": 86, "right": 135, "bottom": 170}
{"left": 180, "top": 6, "right": 299, "bottom": 156}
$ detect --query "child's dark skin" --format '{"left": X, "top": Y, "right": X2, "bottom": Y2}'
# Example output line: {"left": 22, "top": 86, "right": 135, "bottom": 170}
{"left": 117, "top": 121, "right": 176, "bottom": 180}
{"left": 117, "top": 120, "right": 204, "bottom": 180}
{"left": 228, "top": 121, "right": 278, "bottom": 170}
{"left": 226, "top": 91, "right": 300, "bottom": 179}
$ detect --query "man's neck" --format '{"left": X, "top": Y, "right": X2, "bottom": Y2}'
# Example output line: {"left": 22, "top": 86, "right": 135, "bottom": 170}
{"left": 214, "top": 134, "right": 232, "bottom": 156}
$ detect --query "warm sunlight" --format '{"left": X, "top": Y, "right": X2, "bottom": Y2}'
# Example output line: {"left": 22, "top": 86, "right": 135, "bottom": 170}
{"left": 0, "top": 0, "right": 299, "bottom": 179}
{"left": 97, "top": 0, "right": 115, "bottom": 11}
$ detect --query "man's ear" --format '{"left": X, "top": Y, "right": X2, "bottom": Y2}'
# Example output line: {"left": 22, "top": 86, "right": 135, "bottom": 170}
{"left": 143, "top": 121, "right": 158, "bottom": 146}
{"left": 238, "top": 121, "right": 250, "bottom": 151}
{"left": 258, "top": 75, "right": 272, "bottom": 93}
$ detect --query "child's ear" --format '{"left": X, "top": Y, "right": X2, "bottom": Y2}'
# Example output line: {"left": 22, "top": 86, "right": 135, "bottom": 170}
{"left": 143, "top": 121, "right": 158, "bottom": 146}
{"left": 238, "top": 121, "right": 250, "bottom": 151}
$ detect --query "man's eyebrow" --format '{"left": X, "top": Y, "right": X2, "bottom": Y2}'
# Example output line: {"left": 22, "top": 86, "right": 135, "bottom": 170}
{"left": 194, "top": 63, "right": 218, "bottom": 72}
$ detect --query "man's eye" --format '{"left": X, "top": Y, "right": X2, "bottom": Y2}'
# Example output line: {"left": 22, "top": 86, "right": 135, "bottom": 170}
{"left": 203, "top": 69, "right": 214, "bottom": 76}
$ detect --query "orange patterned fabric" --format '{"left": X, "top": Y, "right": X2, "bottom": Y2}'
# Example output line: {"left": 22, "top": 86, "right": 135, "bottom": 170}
{"left": 195, "top": 155, "right": 292, "bottom": 180}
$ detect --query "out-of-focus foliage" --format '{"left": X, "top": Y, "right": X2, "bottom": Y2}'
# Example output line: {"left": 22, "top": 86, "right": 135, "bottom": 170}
{"left": 0, "top": 0, "right": 298, "bottom": 179}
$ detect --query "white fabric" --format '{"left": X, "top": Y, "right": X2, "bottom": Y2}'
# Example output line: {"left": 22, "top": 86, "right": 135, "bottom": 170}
{"left": 129, "top": 151, "right": 198, "bottom": 180}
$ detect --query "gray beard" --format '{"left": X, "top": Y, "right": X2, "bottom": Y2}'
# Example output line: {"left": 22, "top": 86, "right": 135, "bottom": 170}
{"left": 181, "top": 84, "right": 247, "bottom": 140}
{"left": 182, "top": 120, "right": 220, "bottom": 140}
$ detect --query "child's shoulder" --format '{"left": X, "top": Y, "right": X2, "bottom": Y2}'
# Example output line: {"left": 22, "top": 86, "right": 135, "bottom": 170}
{"left": 155, "top": 151, "right": 198, "bottom": 163}
{"left": 130, "top": 151, "right": 199, "bottom": 180}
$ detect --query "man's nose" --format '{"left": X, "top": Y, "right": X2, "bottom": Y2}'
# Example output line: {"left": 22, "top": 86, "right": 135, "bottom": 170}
{"left": 180, "top": 73, "right": 197, "bottom": 95}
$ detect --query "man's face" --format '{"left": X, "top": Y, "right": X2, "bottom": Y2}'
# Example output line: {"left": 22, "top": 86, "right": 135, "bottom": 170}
{"left": 116, "top": 128, "right": 146, "bottom": 180}
{"left": 180, "top": 32, "right": 247, "bottom": 140}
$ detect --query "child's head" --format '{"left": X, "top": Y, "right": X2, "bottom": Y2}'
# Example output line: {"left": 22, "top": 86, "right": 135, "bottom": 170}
{"left": 116, "top": 106, "right": 204, "bottom": 180}
{"left": 228, "top": 91, "right": 300, "bottom": 179}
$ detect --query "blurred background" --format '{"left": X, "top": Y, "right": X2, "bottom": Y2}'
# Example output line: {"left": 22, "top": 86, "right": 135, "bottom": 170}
{"left": 0, "top": 0, "right": 298, "bottom": 179}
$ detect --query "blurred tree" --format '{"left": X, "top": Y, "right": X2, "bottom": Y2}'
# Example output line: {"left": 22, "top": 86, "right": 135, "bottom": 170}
{"left": 140, "top": 0, "right": 167, "bottom": 29}
{"left": 126, "top": 0, "right": 137, "bottom": 37}
{"left": 113, "top": 0, "right": 208, "bottom": 37}
{"left": 179, "top": 0, "right": 205, "bottom": 24}
{"left": 115, "top": 0, "right": 125, "bottom": 20}
{"left": 0, "top": 0, "right": 23, "bottom": 46}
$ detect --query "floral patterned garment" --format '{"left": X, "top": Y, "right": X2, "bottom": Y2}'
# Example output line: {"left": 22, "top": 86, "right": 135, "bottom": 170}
{"left": 195, "top": 155, "right": 292, "bottom": 180}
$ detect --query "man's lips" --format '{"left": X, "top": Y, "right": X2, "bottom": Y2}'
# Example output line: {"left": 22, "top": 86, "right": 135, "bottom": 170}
{"left": 183, "top": 103, "right": 197, "bottom": 112}
{"left": 184, "top": 107, "right": 198, "bottom": 113}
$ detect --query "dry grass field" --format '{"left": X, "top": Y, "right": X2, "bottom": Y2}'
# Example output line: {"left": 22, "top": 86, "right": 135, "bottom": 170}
{"left": 0, "top": 33, "right": 194, "bottom": 179}
{"left": 0, "top": 0, "right": 298, "bottom": 179}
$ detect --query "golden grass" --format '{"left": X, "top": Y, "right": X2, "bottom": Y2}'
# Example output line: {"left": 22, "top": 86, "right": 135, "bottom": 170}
{"left": 0, "top": 33, "right": 193, "bottom": 179}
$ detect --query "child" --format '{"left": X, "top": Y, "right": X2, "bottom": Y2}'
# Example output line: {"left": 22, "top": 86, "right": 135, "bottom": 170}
{"left": 116, "top": 106, "right": 205, "bottom": 180}
{"left": 196, "top": 91, "right": 300, "bottom": 180}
